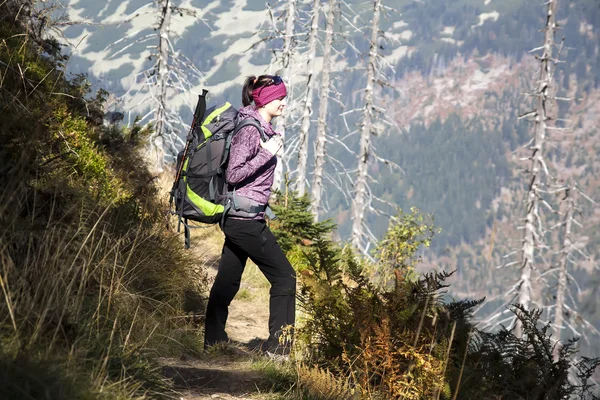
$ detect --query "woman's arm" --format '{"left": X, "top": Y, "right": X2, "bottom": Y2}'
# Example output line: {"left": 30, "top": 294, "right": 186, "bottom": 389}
{"left": 226, "top": 125, "right": 274, "bottom": 185}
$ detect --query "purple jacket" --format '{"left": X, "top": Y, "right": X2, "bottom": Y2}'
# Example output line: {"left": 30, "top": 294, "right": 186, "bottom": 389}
{"left": 226, "top": 106, "right": 279, "bottom": 211}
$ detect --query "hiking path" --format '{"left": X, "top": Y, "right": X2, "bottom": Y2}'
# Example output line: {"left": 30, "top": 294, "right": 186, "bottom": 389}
{"left": 160, "top": 226, "right": 278, "bottom": 400}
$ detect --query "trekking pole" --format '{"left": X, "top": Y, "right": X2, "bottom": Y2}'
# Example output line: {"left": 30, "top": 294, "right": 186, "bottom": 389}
{"left": 168, "top": 90, "right": 208, "bottom": 234}
{"left": 173, "top": 89, "right": 208, "bottom": 186}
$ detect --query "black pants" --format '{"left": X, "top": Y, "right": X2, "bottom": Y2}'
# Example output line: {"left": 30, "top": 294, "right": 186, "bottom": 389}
{"left": 204, "top": 218, "right": 296, "bottom": 351}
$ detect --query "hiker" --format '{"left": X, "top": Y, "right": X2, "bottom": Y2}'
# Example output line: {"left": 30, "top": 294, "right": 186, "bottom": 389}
{"left": 204, "top": 75, "right": 296, "bottom": 356}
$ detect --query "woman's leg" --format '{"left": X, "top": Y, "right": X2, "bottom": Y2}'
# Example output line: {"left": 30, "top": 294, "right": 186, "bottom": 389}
{"left": 223, "top": 219, "right": 296, "bottom": 352}
{"left": 204, "top": 237, "right": 248, "bottom": 349}
{"left": 255, "top": 226, "right": 296, "bottom": 352}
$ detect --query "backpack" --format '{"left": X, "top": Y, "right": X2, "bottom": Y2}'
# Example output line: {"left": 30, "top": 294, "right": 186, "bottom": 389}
{"left": 170, "top": 90, "right": 268, "bottom": 248}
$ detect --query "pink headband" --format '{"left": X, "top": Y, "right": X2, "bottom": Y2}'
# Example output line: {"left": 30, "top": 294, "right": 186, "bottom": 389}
{"left": 252, "top": 82, "right": 287, "bottom": 107}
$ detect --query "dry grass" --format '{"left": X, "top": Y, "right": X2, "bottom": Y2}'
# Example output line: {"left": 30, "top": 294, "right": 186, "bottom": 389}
{"left": 0, "top": 22, "right": 208, "bottom": 396}
{"left": 242, "top": 261, "right": 271, "bottom": 298}
{"left": 0, "top": 196, "right": 187, "bottom": 398}
{"left": 294, "top": 363, "right": 358, "bottom": 400}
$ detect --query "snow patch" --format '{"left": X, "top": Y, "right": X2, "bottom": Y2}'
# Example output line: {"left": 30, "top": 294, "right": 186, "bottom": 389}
{"left": 475, "top": 11, "right": 499, "bottom": 27}
{"left": 392, "top": 20, "right": 409, "bottom": 29}
{"left": 388, "top": 45, "right": 412, "bottom": 62}
{"left": 432, "top": 77, "right": 455, "bottom": 99}
{"left": 579, "top": 21, "right": 594, "bottom": 38}
{"left": 211, "top": 0, "right": 264, "bottom": 36}
{"left": 464, "top": 64, "right": 508, "bottom": 93}
{"left": 441, "top": 26, "right": 455, "bottom": 36}
{"left": 64, "top": 0, "right": 274, "bottom": 111}
{"left": 492, "top": 187, "right": 514, "bottom": 212}
{"left": 399, "top": 30, "right": 413, "bottom": 41}
{"left": 387, "top": 30, "right": 413, "bottom": 44}
{"left": 63, "top": 0, "right": 207, "bottom": 85}
{"left": 484, "top": 0, "right": 491, "bottom": 5}
{"left": 441, "top": 37, "right": 456, "bottom": 44}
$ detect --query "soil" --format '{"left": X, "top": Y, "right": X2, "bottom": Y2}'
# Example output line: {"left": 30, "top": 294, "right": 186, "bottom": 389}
{"left": 161, "top": 354, "right": 275, "bottom": 400}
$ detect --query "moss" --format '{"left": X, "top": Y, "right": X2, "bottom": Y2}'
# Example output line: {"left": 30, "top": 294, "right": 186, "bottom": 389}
{"left": 47, "top": 106, "right": 131, "bottom": 202}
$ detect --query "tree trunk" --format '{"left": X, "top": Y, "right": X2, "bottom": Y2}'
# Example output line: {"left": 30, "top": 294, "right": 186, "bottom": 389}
{"left": 516, "top": 0, "right": 557, "bottom": 337}
{"left": 273, "top": 0, "right": 296, "bottom": 192}
{"left": 295, "top": 0, "right": 321, "bottom": 196}
{"left": 350, "top": 0, "right": 380, "bottom": 251}
{"left": 153, "top": 0, "right": 171, "bottom": 172}
{"left": 311, "top": 0, "right": 336, "bottom": 220}
{"left": 552, "top": 187, "right": 574, "bottom": 360}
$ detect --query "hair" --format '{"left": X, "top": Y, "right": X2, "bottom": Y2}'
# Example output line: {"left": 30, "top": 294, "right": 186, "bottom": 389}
{"left": 242, "top": 75, "right": 277, "bottom": 107}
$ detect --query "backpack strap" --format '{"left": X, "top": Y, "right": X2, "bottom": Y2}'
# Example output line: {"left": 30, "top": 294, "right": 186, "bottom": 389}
{"left": 184, "top": 218, "right": 191, "bottom": 249}
{"left": 265, "top": 205, "right": 277, "bottom": 221}
{"left": 237, "top": 118, "right": 268, "bottom": 142}
{"left": 220, "top": 118, "right": 267, "bottom": 169}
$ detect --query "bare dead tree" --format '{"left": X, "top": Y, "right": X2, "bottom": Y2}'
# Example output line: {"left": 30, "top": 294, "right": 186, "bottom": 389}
{"left": 273, "top": 0, "right": 298, "bottom": 192}
{"left": 480, "top": 0, "right": 560, "bottom": 336}
{"left": 258, "top": 0, "right": 398, "bottom": 224}
{"left": 551, "top": 185, "right": 600, "bottom": 360}
{"left": 513, "top": 0, "right": 559, "bottom": 336}
{"left": 552, "top": 185, "right": 574, "bottom": 359}
{"left": 310, "top": 0, "right": 337, "bottom": 220}
{"left": 295, "top": 0, "right": 321, "bottom": 196}
{"left": 478, "top": 1, "right": 598, "bottom": 352}
{"left": 152, "top": 0, "right": 173, "bottom": 169}
{"left": 349, "top": 0, "right": 381, "bottom": 251}
{"left": 251, "top": 0, "right": 320, "bottom": 194}
{"left": 105, "top": 0, "right": 204, "bottom": 172}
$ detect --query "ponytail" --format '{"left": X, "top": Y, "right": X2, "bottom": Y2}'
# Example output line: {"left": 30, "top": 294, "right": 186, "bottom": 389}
{"left": 242, "top": 75, "right": 256, "bottom": 107}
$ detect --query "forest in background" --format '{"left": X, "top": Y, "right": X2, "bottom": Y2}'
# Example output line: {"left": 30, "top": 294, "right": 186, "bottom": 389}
{"left": 62, "top": 0, "right": 600, "bottom": 247}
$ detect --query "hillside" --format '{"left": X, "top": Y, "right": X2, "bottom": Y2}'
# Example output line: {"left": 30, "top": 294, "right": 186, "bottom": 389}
{"left": 0, "top": 4, "right": 315, "bottom": 399}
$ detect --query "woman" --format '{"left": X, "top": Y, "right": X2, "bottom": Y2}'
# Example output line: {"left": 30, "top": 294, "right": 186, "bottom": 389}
{"left": 204, "top": 75, "right": 296, "bottom": 356}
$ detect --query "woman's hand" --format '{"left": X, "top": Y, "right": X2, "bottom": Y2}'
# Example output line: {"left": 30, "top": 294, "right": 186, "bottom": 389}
{"left": 260, "top": 135, "right": 283, "bottom": 157}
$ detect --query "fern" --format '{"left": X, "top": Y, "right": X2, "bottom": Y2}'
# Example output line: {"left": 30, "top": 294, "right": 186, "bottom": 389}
{"left": 273, "top": 188, "right": 600, "bottom": 399}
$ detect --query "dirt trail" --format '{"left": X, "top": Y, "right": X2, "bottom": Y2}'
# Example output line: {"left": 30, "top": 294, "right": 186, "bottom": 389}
{"left": 160, "top": 227, "right": 275, "bottom": 400}
{"left": 161, "top": 355, "right": 274, "bottom": 400}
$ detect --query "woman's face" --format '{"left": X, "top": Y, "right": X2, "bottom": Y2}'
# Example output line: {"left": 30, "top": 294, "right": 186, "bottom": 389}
{"left": 263, "top": 96, "right": 287, "bottom": 118}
